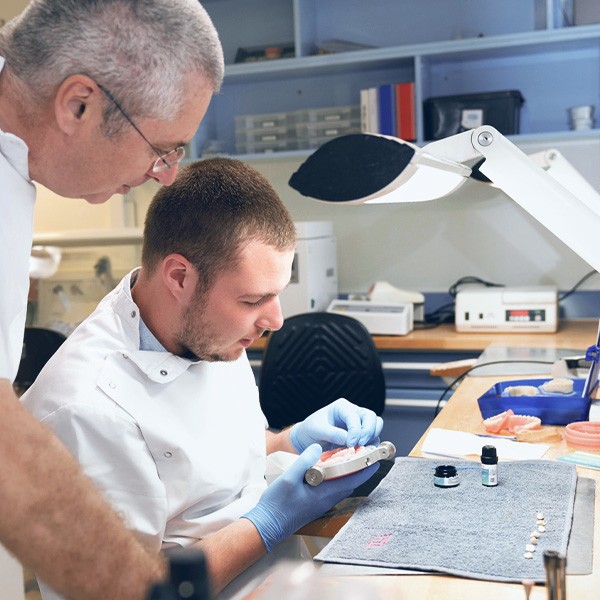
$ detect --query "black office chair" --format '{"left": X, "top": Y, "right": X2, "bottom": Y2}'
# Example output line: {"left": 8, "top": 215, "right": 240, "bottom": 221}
{"left": 14, "top": 327, "right": 67, "bottom": 393}
{"left": 259, "top": 312, "right": 386, "bottom": 430}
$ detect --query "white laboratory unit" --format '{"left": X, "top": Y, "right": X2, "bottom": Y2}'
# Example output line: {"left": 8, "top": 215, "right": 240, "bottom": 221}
{"left": 278, "top": 221, "right": 338, "bottom": 319}
{"left": 455, "top": 285, "right": 558, "bottom": 333}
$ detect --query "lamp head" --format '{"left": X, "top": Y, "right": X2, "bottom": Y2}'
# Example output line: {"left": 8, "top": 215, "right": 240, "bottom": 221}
{"left": 289, "top": 133, "right": 472, "bottom": 204}
{"left": 288, "top": 134, "right": 415, "bottom": 202}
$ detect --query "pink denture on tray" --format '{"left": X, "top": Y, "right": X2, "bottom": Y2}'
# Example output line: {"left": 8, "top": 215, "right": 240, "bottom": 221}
{"left": 565, "top": 421, "right": 600, "bottom": 449}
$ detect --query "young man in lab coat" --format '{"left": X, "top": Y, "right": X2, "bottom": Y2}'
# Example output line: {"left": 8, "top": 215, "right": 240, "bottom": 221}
{"left": 22, "top": 158, "right": 383, "bottom": 599}
{"left": 0, "top": 1, "right": 224, "bottom": 598}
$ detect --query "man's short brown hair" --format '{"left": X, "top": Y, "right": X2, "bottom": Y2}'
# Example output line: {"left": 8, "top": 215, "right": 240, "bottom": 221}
{"left": 142, "top": 157, "right": 296, "bottom": 293}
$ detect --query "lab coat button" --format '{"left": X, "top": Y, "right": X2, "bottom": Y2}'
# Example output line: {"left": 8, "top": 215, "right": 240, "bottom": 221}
{"left": 164, "top": 451, "right": 173, "bottom": 458}
{"left": 160, "top": 370, "right": 168, "bottom": 376}
{"left": 109, "top": 382, "right": 116, "bottom": 389}
{"left": 131, "top": 310, "right": 137, "bottom": 318}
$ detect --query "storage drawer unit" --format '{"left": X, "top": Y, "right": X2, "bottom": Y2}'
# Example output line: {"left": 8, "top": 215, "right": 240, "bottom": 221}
{"left": 296, "top": 105, "right": 361, "bottom": 124}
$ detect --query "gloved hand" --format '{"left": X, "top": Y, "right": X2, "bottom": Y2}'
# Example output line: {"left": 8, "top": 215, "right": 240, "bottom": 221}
{"left": 243, "top": 443, "right": 379, "bottom": 551}
{"left": 289, "top": 398, "right": 384, "bottom": 453}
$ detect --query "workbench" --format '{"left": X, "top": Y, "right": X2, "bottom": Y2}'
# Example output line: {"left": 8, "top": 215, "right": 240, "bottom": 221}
{"left": 298, "top": 319, "right": 599, "bottom": 599}
{"left": 251, "top": 320, "right": 596, "bottom": 352}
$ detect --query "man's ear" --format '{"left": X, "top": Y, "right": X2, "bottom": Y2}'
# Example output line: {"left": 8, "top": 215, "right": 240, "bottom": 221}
{"left": 54, "top": 74, "right": 101, "bottom": 136}
{"left": 161, "top": 254, "right": 198, "bottom": 304}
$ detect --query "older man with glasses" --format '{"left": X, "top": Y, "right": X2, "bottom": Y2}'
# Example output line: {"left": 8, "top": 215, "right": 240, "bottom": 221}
{"left": 0, "top": 1, "right": 223, "bottom": 599}
{"left": 97, "top": 83, "right": 187, "bottom": 175}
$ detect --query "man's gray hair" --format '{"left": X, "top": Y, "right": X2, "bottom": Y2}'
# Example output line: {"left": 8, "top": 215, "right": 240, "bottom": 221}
{"left": 0, "top": 0, "right": 224, "bottom": 135}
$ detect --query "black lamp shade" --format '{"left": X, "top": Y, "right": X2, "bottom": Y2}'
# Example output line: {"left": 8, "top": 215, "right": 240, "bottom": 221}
{"left": 289, "top": 134, "right": 415, "bottom": 202}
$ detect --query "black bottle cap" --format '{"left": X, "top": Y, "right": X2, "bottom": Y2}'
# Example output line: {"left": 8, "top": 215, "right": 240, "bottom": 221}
{"left": 434, "top": 465, "right": 458, "bottom": 478}
{"left": 481, "top": 445, "right": 498, "bottom": 464}
{"left": 433, "top": 464, "right": 460, "bottom": 487}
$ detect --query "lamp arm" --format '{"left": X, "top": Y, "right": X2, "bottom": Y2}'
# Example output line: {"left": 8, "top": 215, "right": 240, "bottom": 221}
{"left": 469, "top": 126, "right": 600, "bottom": 273}
{"left": 290, "top": 129, "right": 600, "bottom": 273}
{"left": 528, "top": 149, "right": 600, "bottom": 214}
{"left": 424, "top": 135, "right": 600, "bottom": 214}
{"left": 422, "top": 130, "right": 485, "bottom": 164}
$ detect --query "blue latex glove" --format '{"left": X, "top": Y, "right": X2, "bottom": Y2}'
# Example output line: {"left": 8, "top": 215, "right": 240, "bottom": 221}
{"left": 243, "top": 443, "right": 379, "bottom": 551}
{"left": 289, "top": 398, "right": 384, "bottom": 453}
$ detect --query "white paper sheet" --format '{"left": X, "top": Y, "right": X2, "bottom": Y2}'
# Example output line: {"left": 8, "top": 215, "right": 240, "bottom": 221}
{"left": 421, "top": 428, "right": 549, "bottom": 460}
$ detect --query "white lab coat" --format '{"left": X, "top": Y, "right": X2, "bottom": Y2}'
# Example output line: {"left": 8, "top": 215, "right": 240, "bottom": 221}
{"left": 0, "top": 55, "right": 37, "bottom": 381}
{"left": 23, "top": 270, "right": 274, "bottom": 599}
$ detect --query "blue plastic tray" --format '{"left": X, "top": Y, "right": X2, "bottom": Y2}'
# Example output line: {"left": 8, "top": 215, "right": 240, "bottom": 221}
{"left": 477, "top": 341, "right": 600, "bottom": 426}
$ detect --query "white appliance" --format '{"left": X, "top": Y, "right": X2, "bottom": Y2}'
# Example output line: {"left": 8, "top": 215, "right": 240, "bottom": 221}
{"left": 455, "top": 286, "right": 558, "bottom": 333}
{"left": 278, "top": 221, "right": 338, "bottom": 318}
{"left": 367, "top": 281, "right": 425, "bottom": 321}
{"left": 327, "top": 299, "right": 414, "bottom": 335}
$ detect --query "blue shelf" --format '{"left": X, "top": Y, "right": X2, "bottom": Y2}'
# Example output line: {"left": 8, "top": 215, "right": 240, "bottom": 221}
{"left": 222, "top": 25, "right": 600, "bottom": 82}
{"left": 199, "top": 129, "right": 600, "bottom": 163}
{"left": 197, "top": 1, "right": 600, "bottom": 154}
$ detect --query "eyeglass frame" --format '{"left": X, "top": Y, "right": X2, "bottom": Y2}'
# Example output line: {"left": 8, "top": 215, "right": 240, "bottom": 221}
{"left": 97, "top": 83, "right": 185, "bottom": 173}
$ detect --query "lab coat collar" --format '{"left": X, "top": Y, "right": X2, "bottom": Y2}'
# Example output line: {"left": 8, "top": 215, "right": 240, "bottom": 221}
{"left": 0, "top": 56, "right": 31, "bottom": 181}
{"left": 120, "top": 350, "right": 195, "bottom": 383}
{"left": 111, "top": 269, "right": 201, "bottom": 383}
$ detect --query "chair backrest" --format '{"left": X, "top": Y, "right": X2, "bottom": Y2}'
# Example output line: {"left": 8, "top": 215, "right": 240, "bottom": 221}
{"left": 259, "top": 312, "right": 385, "bottom": 429}
{"left": 14, "top": 327, "right": 66, "bottom": 392}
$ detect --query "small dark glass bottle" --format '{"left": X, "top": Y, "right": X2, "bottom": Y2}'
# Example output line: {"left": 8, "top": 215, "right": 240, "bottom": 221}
{"left": 481, "top": 445, "right": 498, "bottom": 486}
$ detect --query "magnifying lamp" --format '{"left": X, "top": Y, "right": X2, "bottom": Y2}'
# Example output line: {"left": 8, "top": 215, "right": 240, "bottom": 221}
{"left": 29, "top": 246, "right": 62, "bottom": 279}
{"left": 289, "top": 127, "right": 600, "bottom": 273}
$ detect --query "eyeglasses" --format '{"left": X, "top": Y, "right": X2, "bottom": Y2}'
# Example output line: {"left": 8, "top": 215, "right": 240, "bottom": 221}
{"left": 97, "top": 83, "right": 185, "bottom": 173}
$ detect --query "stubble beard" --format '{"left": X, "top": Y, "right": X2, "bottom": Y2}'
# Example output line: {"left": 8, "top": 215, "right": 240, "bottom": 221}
{"left": 176, "top": 302, "right": 239, "bottom": 363}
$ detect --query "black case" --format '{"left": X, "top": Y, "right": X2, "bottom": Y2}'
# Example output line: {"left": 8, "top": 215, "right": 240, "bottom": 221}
{"left": 423, "top": 90, "right": 525, "bottom": 141}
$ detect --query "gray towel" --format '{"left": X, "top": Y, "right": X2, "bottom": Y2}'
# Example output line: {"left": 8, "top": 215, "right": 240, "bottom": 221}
{"left": 316, "top": 457, "right": 577, "bottom": 582}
